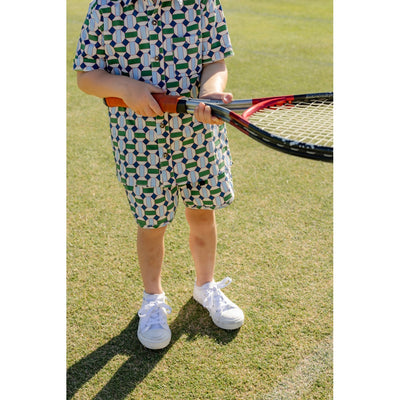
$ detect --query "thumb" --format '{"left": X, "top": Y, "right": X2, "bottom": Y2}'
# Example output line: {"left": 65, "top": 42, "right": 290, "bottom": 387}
{"left": 199, "top": 91, "right": 233, "bottom": 103}
{"left": 145, "top": 85, "right": 166, "bottom": 116}
{"left": 222, "top": 92, "right": 233, "bottom": 104}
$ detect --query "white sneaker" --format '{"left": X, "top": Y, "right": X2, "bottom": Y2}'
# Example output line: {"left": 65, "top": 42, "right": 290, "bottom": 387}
{"left": 137, "top": 292, "right": 172, "bottom": 350}
{"left": 193, "top": 277, "right": 244, "bottom": 330}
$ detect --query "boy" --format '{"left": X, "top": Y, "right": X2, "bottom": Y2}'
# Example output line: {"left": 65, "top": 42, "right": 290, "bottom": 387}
{"left": 73, "top": 0, "right": 244, "bottom": 350}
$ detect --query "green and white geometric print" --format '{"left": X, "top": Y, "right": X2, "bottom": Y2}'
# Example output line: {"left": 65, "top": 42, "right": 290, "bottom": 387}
{"left": 126, "top": 172, "right": 234, "bottom": 228}
{"left": 109, "top": 108, "right": 232, "bottom": 188}
{"left": 74, "top": 0, "right": 233, "bottom": 90}
{"left": 74, "top": 0, "right": 234, "bottom": 189}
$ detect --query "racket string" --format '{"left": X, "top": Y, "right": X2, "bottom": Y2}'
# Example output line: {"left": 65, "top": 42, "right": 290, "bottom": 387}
{"left": 248, "top": 100, "right": 333, "bottom": 147}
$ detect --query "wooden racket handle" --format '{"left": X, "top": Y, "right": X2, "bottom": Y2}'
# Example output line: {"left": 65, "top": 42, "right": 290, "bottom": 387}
{"left": 104, "top": 93, "right": 184, "bottom": 113}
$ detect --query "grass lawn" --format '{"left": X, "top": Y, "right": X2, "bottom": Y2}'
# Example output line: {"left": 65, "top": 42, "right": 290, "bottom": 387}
{"left": 67, "top": 0, "right": 333, "bottom": 398}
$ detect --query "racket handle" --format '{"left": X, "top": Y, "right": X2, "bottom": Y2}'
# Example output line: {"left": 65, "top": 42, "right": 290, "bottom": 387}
{"left": 103, "top": 97, "right": 127, "bottom": 108}
{"left": 104, "top": 93, "right": 185, "bottom": 113}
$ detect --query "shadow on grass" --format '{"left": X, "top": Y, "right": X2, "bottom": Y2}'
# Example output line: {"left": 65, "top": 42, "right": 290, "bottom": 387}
{"left": 67, "top": 297, "right": 239, "bottom": 399}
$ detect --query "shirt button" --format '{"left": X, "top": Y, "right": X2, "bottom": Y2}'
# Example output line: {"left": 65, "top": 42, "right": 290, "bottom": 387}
{"left": 163, "top": 151, "right": 168, "bottom": 158}
{"left": 154, "top": 55, "right": 160, "bottom": 61}
{"left": 152, "top": 19, "right": 158, "bottom": 26}
{"left": 160, "top": 122, "right": 165, "bottom": 128}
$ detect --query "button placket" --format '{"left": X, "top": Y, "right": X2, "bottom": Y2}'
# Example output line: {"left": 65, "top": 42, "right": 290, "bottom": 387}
{"left": 156, "top": 119, "right": 171, "bottom": 160}
{"left": 150, "top": 4, "right": 169, "bottom": 174}
{"left": 158, "top": 132, "right": 175, "bottom": 186}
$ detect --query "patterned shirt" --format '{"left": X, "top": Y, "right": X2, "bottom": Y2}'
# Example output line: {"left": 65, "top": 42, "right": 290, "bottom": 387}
{"left": 74, "top": 0, "right": 234, "bottom": 189}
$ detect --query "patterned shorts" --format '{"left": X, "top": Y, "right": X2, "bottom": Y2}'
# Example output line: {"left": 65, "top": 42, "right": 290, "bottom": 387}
{"left": 125, "top": 172, "right": 234, "bottom": 229}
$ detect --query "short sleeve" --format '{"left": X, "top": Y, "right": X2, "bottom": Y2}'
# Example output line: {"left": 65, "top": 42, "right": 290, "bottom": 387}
{"left": 201, "top": 0, "right": 234, "bottom": 65}
{"left": 73, "top": 0, "right": 106, "bottom": 72}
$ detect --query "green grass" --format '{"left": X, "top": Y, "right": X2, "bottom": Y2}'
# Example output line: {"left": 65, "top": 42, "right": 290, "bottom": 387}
{"left": 67, "top": 0, "right": 333, "bottom": 399}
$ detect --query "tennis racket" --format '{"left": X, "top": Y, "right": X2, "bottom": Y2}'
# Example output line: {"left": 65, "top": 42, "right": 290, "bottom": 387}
{"left": 104, "top": 92, "right": 333, "bottom": 162}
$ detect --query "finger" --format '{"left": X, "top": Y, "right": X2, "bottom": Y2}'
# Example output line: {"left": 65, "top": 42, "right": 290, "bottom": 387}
{"left": 194, "top": 102, "right": 206, "bottom": 122}
{"left": 204, "top": 105, "right": 224, "bottom": 125}
{"left": 195, "top": 103, "right": 223, "bottom": 125}
{"left": 148, "top": 96, "right": 164, "bottom": 117}
{"left": 200, "top": 104, "right": 212, "bottom": 124}
{"left": 146, "top": 84, "right": 167, "bottom": 115}
{"left": 137, "top": 103, "right": 157, "bottom": 117}
{"left": 149, "top": 99, "right": 164, "bottom": 116}
{"left": 204, "top": 105, "right": 215, "bottom": 124}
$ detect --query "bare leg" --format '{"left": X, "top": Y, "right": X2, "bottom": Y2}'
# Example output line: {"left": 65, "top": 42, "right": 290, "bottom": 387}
{"left": 185, "top": 208, "right": 217, "bottom": 286}
{"left": 136, "top": 225, "right": 167, "bottom": 295}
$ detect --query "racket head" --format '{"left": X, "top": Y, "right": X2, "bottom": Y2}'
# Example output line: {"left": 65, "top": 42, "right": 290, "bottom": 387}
{"left": 238, "top": 93, "right": 333, "bottom": 161}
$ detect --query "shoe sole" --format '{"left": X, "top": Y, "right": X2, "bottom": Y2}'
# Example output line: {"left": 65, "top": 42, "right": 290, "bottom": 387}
{"left": 211, "top": 316, "right": 244, "bottom": 330}
{"left": 137, "top": 332, "right": 171, "bottom": 350}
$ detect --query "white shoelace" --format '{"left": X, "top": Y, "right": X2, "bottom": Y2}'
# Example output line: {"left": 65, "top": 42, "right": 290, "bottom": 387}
{"left": 138, "top": 299, "right": 172, "bottom": 333}
{"left": 201, "top": 277, "right": 234, "bottom": 314}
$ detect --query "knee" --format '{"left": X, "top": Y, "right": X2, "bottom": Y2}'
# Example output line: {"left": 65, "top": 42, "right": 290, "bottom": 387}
{"left": 185, "top": 209, "right": 216, "bottom": 231}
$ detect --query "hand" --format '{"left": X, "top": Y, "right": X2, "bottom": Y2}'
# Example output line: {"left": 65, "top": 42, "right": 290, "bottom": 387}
{"left": 194, "top": 92, "right": 233, "bottom": 125}
{"left": 122, "top": 80, "right": 166, "bottom": 117}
